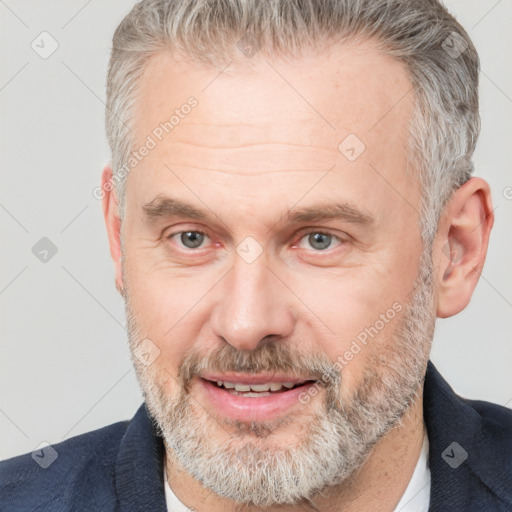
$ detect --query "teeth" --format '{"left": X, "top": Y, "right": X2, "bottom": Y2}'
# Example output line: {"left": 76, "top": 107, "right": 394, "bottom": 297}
{"left": 213, "top": 380, "right": 305, "bottom": 392}
{"left": 234, "top": 383, "right": 251, "bottom": 392}
{"left": 249, "top": 383, "right": 271, "bottom": 392}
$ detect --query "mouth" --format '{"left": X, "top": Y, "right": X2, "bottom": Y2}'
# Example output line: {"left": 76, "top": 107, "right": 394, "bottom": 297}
{"left": 197, "top": 374, "right": 319, "bottom": 422}
{"left": 206, "top": 378, "right": 312, "bottom": 396}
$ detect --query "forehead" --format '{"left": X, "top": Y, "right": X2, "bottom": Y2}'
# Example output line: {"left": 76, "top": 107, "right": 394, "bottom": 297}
{"left": 133, "top": 40, "right": 413, "bottom": 138}
{"left": 126, "top": 39, "right": 417, "bottom": 224}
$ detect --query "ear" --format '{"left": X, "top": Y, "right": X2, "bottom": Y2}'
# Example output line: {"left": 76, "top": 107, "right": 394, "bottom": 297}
{"left": 433, "top": 177, "right": 494, "bottom": 318}
{"left": 101, "top": 164, "right": 124, "bottom": 296}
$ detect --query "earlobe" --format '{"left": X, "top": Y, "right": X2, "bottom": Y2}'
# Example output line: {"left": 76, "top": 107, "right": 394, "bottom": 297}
{"left": 101, "top": 165, "right": 124, "bottom": 296}
{"left": 435, "top": 178, "right": 494, "bottom": 318}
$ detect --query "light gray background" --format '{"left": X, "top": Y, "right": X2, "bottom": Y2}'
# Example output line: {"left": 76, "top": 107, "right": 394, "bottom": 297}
{"left": 1, "top": 0, "right": 511, "bottom": 460}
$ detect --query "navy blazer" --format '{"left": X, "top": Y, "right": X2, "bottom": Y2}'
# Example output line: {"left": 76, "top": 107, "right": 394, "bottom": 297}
{"left": 1, "top": 361, "right": 511, "bottom": 511}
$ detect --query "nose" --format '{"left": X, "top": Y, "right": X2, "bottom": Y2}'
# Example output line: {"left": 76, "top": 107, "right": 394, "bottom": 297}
{"left": 210, "top": 254, "right": 295, "bottom": 351}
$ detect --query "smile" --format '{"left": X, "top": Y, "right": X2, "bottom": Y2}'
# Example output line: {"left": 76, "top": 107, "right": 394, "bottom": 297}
{"left": 209, "top": 380, "right": 309, "bottom": 397}
{"left": 198, "top": 375, "right": 318, "bottom": 422}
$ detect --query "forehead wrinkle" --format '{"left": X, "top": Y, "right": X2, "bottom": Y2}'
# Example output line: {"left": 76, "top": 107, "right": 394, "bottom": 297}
{"left": 161, "top": 164, "right": 334, "bottom": 176}
{"left": 168, "top": 138, "right": 339, "bottom": 152}
{"left": 142, "top": 142, "right": 340, "bottom": 178}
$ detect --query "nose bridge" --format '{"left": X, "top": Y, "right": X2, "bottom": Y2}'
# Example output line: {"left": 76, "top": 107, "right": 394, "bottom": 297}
{"left": 211, "top": 254, "right": 294, "bottom": 351}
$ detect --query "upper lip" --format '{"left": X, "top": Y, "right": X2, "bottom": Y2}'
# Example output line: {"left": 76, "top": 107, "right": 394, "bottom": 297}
{"left": 199, "top": 372, "right": 316, "bottom": 385}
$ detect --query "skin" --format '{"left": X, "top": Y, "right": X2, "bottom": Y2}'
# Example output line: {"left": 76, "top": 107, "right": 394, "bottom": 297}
{"left": 102, "top": 39, "right": 494, "bottom": 511}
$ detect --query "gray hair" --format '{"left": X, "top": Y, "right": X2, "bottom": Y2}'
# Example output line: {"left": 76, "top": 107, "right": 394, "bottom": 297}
{"left": 105, "top": 0, "right": 479, "bottom": 244}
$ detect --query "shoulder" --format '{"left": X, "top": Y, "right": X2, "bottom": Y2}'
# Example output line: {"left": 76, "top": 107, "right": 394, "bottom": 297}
{"left": 0, "top": 419, "right": 130, "bottom": 512}
{"left": 424, "top": 361, "right": 512, "bottom": 509}
{"left": 424, "top": 361, "right": 512, "bottom": 446}
{"left": 466, "top": 395, "right": 512, "bottom": 427}
{"left": 461, "top": 395, "right": 512, "bottom": 459}
{"left": 453, "top": 396, "right": 512, "bottom": 508}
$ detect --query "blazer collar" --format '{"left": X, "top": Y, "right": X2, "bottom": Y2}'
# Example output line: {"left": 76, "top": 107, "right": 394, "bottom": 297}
{"left": 114, "top": 402, "right": 167, "bottom": 512}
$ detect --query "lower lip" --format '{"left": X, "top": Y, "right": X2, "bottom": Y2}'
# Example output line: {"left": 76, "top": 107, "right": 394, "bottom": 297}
{"left": 197, "top": 378, "right": 317, "bottom": 422}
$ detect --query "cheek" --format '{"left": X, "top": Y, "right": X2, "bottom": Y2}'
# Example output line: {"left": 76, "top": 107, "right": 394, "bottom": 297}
{"left": 124, "top": 266, "right": 199, "bottom": 364}
{"left": 124, "top": 244, "right": 197, "bottom": 324}
{"left": 291, "top": 264, "right": 412, "bottom": 374}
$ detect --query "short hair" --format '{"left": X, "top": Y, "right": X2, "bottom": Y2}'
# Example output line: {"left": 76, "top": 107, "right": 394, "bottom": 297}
{"left": 105, "top": 0, "right": 479, "bottom": 244}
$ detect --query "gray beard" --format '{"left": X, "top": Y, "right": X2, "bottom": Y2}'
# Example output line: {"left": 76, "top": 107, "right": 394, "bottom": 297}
{"left": 124, "top": 248, "right": 435, "bottom": 508}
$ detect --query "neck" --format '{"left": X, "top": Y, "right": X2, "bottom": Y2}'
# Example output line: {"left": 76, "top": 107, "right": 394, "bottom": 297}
{"left": 164, "top": 390, "right": 426, "bottom": 512}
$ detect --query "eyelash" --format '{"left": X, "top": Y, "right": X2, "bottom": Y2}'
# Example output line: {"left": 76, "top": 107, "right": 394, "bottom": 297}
{"left": 166, "top": 228, "right": 345, "bottom": 253}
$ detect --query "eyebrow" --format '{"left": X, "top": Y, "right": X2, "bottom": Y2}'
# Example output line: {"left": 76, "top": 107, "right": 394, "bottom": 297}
{"left": 142, "top": 196, "right": 212, "bottom": 221}
{"left": 286, "top": 203, "right": 373, "bottom": 225}
{"left": 142, "top": 195, "right": 374, "bottom": 227}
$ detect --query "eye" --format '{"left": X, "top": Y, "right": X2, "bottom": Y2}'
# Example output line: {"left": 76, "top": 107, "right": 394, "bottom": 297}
{"left": 168, "top": 230, "right": 209, "bottom": 250}
{"left": 297, "top": 231, "right": 343, "bottom": 251}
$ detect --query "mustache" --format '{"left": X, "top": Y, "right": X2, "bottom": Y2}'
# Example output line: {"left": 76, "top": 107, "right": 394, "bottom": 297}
{"left": 177, "top": 339, "right": 341, "bottom": 391}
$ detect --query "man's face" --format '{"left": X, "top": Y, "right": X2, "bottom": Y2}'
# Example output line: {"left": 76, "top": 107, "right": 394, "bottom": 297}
{"left": 120, "top": 40, "right": 435, "bottom": 506}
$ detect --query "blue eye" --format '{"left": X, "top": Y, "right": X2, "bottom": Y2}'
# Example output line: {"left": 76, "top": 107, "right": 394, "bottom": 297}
{"left": 298, "top": 232, "right": 342, "bottom": 251}
{"left": 167, "top": 229, "right": 343, "bottom": 254}
{"left": 173, "top": 231, "right": 208, "bottom": 249}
